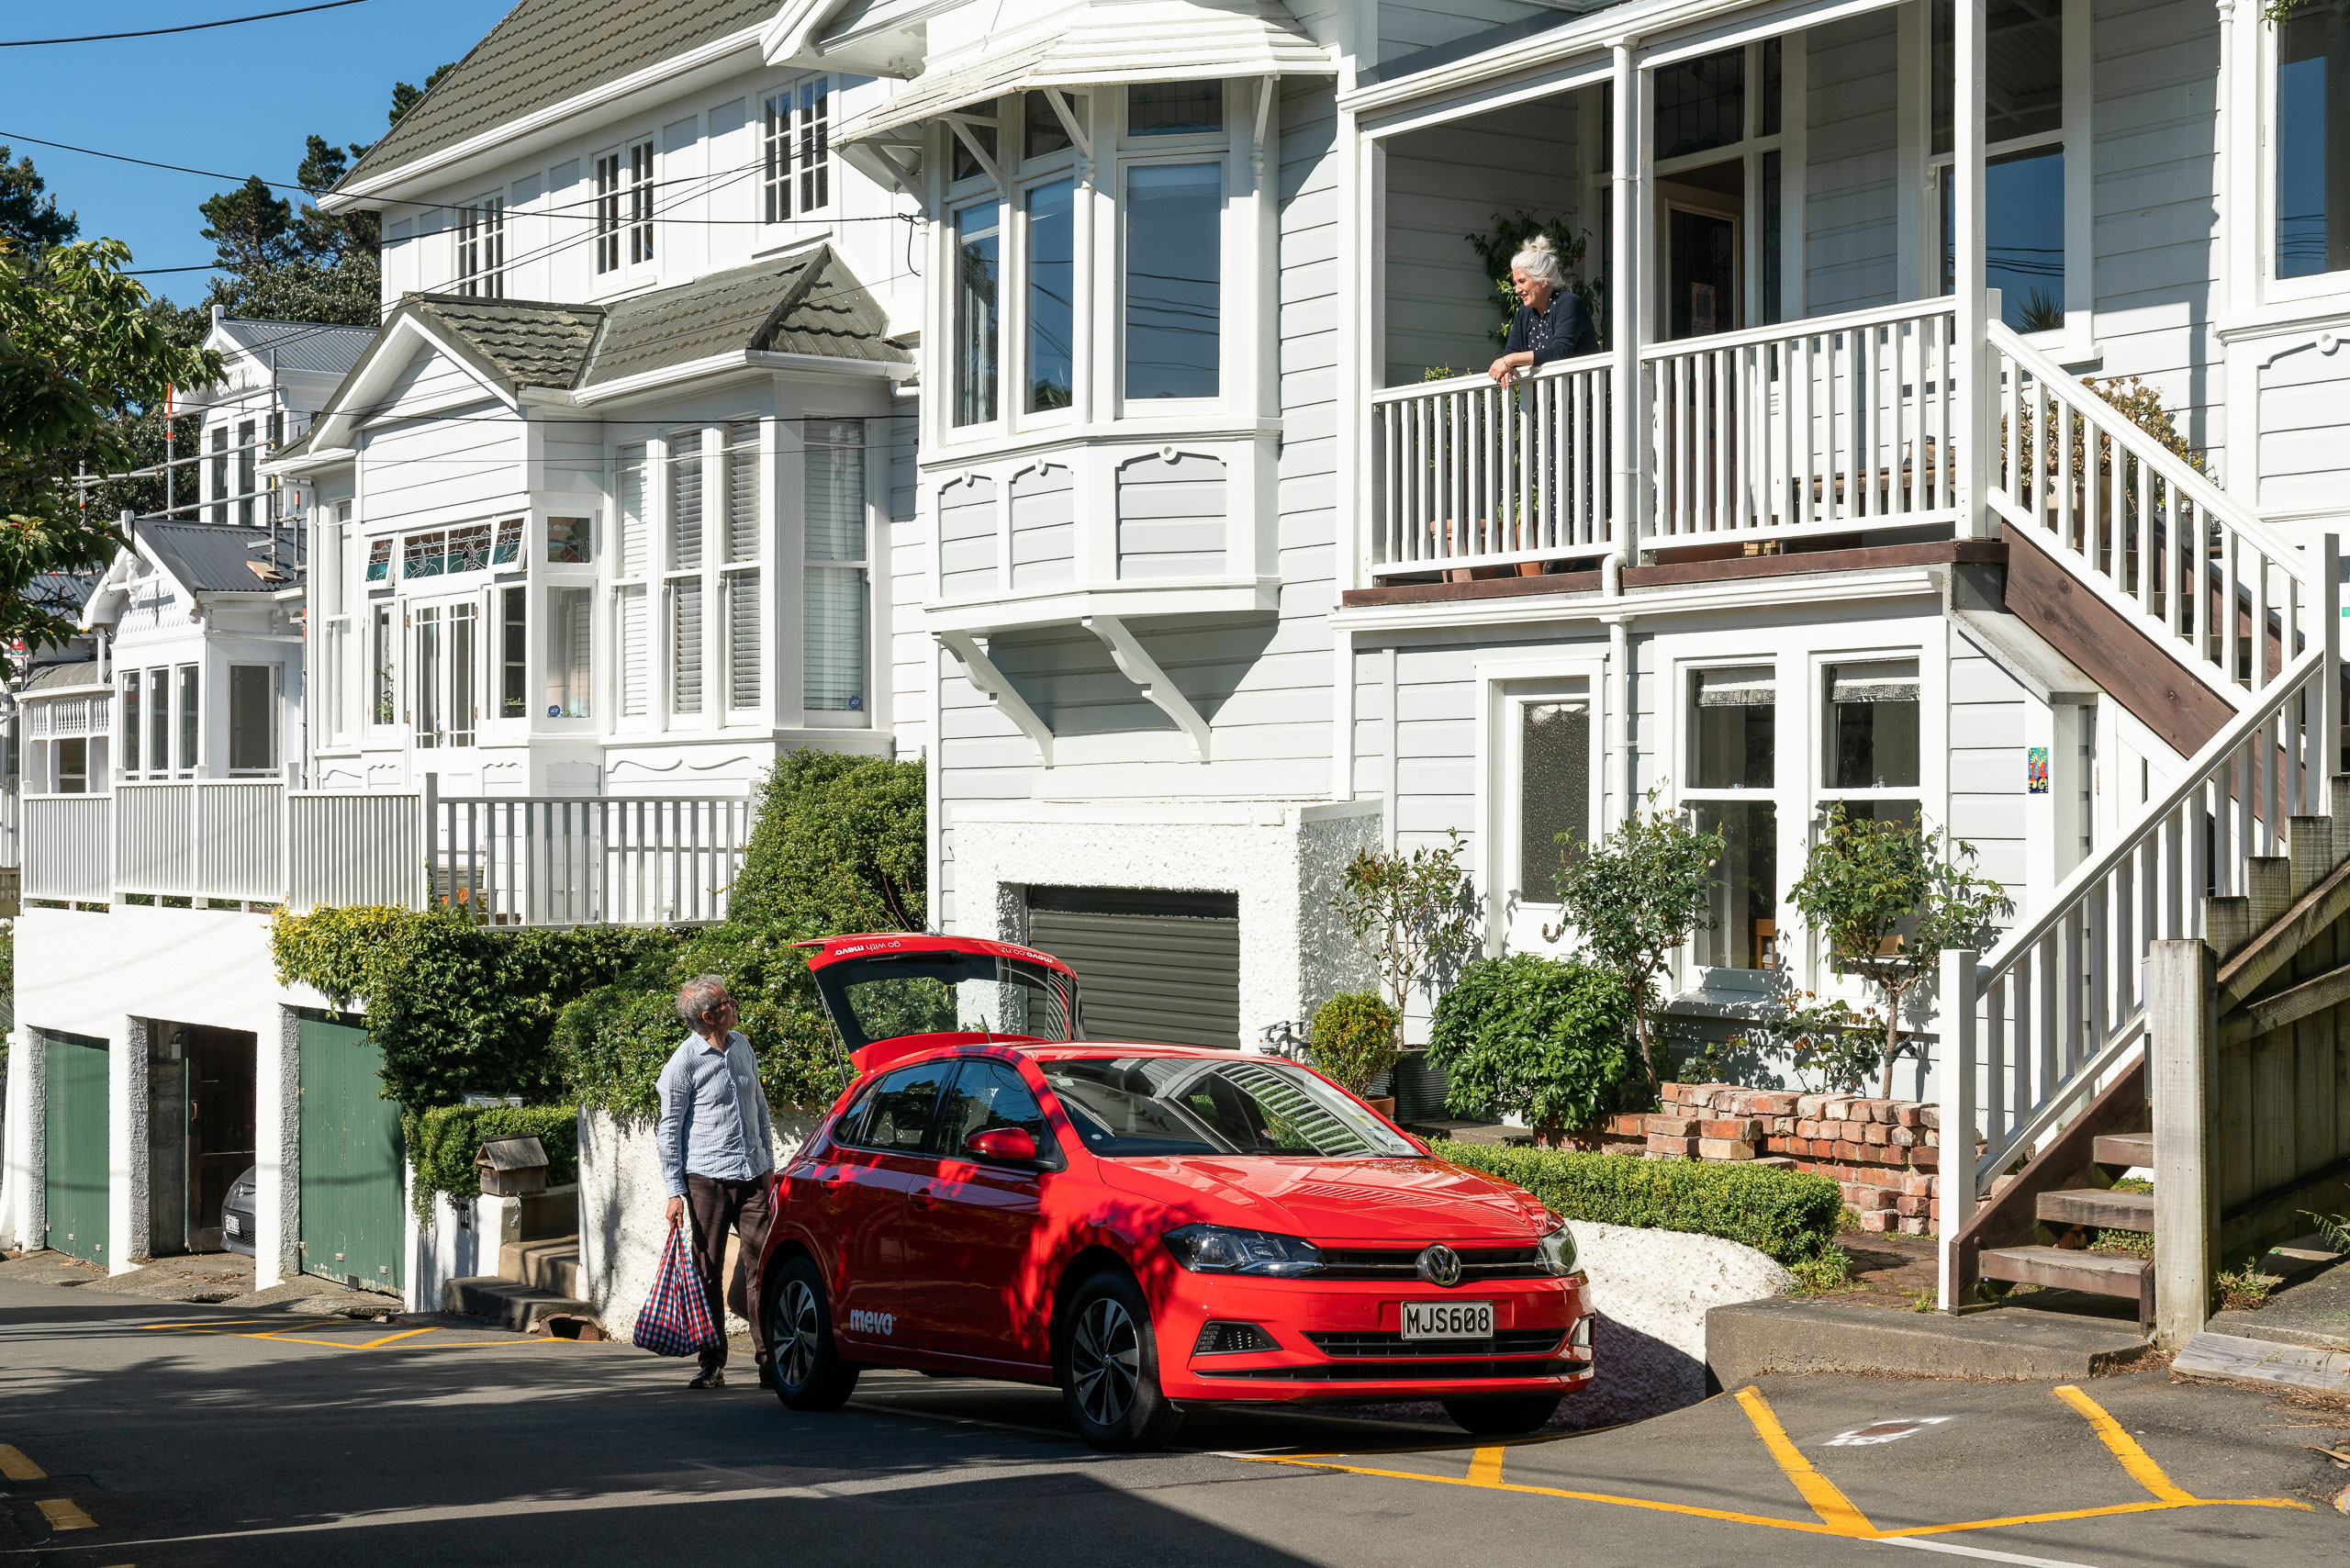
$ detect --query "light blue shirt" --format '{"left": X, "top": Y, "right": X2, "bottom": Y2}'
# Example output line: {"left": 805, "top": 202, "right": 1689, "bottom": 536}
{"left": 655, "top": 1030, "right": 776, "bottom": 1198}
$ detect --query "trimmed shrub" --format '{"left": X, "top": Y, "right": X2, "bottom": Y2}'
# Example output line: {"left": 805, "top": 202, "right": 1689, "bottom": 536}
{"left": 1310, "top": 991, "right": 1400, "bottom": 1093}
{"left": 1426, "top": 954, "right": 1647, "bottom": 1140}
{"left": 1431, "top": 1138, "right": 1844, "bottom": 1267}
{"left": 406, "top": 1103, "right": 579, "bottom": 1215}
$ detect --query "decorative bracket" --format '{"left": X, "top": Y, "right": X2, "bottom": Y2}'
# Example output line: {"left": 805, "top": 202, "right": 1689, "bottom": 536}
{"left": 1044, "top": 88, "right": 1091, "bottom": 162}
{"left": 943, "top": 113, "right": 1004, "bottom": 189}
{"left": 1084, "top": 614, "right": 1211, "bottom": 761}
{"left": 938, "top": 630, "right": 1054, "bottom": 767}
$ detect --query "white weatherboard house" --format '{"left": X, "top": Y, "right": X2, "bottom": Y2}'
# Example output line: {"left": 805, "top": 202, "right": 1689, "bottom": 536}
{"left": 6, "top": 0, "right": 2349, "bottom": 1327}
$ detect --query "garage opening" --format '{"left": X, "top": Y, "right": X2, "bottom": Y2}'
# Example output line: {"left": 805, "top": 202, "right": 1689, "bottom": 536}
{"left": 1026, "top": 886, "right": 1241, "bottom": 1049}
{"left": 146, "top": 1022, "right": 257, "bottom": 1256}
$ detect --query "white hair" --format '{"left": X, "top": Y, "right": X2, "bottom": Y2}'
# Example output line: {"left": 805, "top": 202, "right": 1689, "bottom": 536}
{"left": 677, "top": 974, "right": 731, "bottom": 1031}
{"left": 1509, "top": 238, "right": 1570, "bottom": 292}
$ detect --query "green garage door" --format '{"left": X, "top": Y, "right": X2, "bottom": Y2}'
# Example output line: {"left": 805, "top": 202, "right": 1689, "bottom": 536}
{"left": 42, "top": 1030, "right": 109, "bottom": 1264}
{"left": 297, "top": 1018, "right": 405, "bottom": 1292}
{"left": 1027, "top": 887, "right": 1242, "bottom": 1049}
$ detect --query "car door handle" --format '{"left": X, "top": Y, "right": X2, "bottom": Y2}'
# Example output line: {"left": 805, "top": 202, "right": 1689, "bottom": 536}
{"left": 819, "top": 1169, "right": 847, "bottom": 1189}
{"left": 909, "top": 1187, "right": 935, "bottom": 1209}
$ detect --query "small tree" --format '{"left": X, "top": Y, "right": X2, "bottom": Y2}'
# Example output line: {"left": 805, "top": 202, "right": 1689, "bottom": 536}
{"left": 1308, "top": 991, "right": 1401, "bottom": 1095}
{"left": 1787, "top": 807, "right": 2014, "bottom": 1098}
{"left": 1332, "top": 830, "right": 1477, "bottom": 1043}
{"left": 1550, "top": 790, "right": 1724, "bottom": 1083}
{"left": 1426, "top": 954, "right": 1639, "bottom": 1144}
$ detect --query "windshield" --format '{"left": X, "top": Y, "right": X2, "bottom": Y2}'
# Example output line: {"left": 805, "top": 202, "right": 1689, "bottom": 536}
{"left": 815, "top": 951, "right": 1077, "bottom": 1050}
{"left": 1040, "top": 1056, "right": 1418, "bottom": 1159}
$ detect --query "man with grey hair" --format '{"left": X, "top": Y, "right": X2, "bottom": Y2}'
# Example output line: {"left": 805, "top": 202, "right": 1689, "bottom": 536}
{"left": 656, "top": 974, "right": 777, "bottom": 1390}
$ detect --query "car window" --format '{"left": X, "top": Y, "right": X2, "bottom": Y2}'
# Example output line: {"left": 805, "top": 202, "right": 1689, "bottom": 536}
{"left": 814, "top": 950, "right": 1077, "bottom": 1049}
{"left": 940, "top": 1058, "right": 1057, "bottom": 1161}
{"left": 842, "top": 1060, "right": 954, "bottom": 1154}
{"left": 1039, "top": 1057, "right": 1419, "bottom": 1159}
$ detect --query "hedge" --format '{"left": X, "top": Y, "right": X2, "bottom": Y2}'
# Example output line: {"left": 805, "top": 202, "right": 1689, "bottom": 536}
{"left": 1432, "top": 1139, "right": 1844, "bottom": 1266}
{"left": 407, "top": 1103, "right": 579, "bottom": 1215}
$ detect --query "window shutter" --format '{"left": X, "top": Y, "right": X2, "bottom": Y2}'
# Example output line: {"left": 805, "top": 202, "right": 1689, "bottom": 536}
{"left": 671, "top": 577, "right": 703, "bottom": 716}
{"left": 669, "top": 438, "right": 703, "bottom": 569}
{"left": 618, "top": 585, "right": 648, "bottom": 717}
{"left": 727, "top": 570, "right": 761, "bottom": 709}
{"left": 618, "top": 445, "right": 647, "bottom": 575}
{"left": 725, "top": 422, "right": 760, "bottom": 561}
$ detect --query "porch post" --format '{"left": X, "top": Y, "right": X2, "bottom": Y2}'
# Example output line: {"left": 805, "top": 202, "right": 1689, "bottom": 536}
{"left": 1608, "top": 40, "right": 1643, "bottom": 579}
{"left": 1953, "top": 0, "right": 1990, "bottom": 537}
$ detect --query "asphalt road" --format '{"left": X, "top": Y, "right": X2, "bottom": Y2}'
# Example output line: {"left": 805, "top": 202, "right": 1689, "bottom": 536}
{"left": 4, "top": 1268, "right": 2347, "bottom": 1568}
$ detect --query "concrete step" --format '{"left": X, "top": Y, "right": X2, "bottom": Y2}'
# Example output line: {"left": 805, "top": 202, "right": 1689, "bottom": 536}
{"left": 1707, "top": 1298, "right": 2150, "bottom": 1386}
{"left": 1982, "top": 1245, "right": 2154, "bottom": 1316}
{"left": 2035, "top": 1187, "right": 2155, "bottom": 1231}
{"left": 443, "top": 1275, "right": 592, "bottom": 1333}
{"left": 517, "top": 1186, "right": 578, "bottom": 1243}
{"left": 2091, "top": 1133, "right": 2154, "bottom": 1168}
{"left": 498, "top": 1235, "right": 581, "bottom": 1300}
{"left": 2174, "top": 1329, "right": 2350, "bottom": 1394}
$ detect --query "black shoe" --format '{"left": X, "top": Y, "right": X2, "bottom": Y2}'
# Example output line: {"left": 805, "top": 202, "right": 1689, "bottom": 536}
{"left": 757, "top": 1359, "right": 777, "bottom": 1391}
{"left": 688, "top": 1366, "right": 726, "bottom": 1390}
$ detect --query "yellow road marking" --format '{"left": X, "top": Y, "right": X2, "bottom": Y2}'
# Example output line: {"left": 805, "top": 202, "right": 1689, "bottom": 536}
{"left": 1735, "top": 1385, "right": 1877, "bottom": 1536}
{"left": 36, "top": 1497, "right": 95, "bottom": 1530}
{"left": 2053, "top": 1383, "right": 2196, "bottom": 1504}
{"left": 355, "top": 1327, "right": 439, "bottom": 1350}
{"left": 0, "top": 1443, "right": 47, "bottom": 1481}
{"left": 1467, "top": 1446, "right": 1505, "bottom": 1486}
{"left": 1869, "top": 1496, "right": 2311, "bottom": 1537}
{"left": 140, "top": 1321, "right": 566, "bottom": 1352}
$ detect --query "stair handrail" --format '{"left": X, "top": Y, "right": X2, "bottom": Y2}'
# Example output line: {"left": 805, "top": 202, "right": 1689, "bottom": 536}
{"left": 1986, "top": 319, "right": 2312, "bottom": 591}
{"left": 1957, "top": 640, "right": 2331, "bottom": 1196}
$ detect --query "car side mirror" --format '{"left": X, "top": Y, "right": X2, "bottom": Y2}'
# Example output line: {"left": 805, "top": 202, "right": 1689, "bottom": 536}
{"left": 966, "top": 1126, "right": 1037, "bottom": 1164}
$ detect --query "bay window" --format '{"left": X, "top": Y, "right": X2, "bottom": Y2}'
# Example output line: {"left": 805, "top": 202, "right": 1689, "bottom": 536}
{"left": 1124, "top": 162, "right": 1222, "bottom": 399}
{"left": 1128, "top": 81, "right": 1223, "bottom": 135}
{"left": 500, "top": 585, "right": 526, "bottom": 719}
{"left": 805, "top": 419, "right": 868, "bottom": 718}
{"left": 2278, "top": 3, "right": 2350, "bottom": 279}
{"left": 1027, "top": 178, "right": 1076, "bottom": 411}
{"left": 1687, "top": 666, "right": 1779, "bottom": 972}
{"left": 546, "top": 586, "right": 592, "bottom": 719}
{"left": 176, "top": 666, "right": 197, "bottom": 771}
{"left": 666, "top": 431, "right": 705, "bottom": 718}
{"left": 722, "top": 420, "right": 761, "bottom": 711}
{"left": 372, "top": 602, "right": 396, "bottom": 726}
{"left": 954, "top": 200, "right": 1002, "bottom": 425}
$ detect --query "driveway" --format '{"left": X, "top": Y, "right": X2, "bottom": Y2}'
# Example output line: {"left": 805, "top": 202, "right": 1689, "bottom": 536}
{"left": 2, "top": 1262, "right": 2344, "bottom": 1567}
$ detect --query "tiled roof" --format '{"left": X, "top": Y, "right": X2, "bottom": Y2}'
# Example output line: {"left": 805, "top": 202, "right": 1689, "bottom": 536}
{"left": 341, "top": 0, "right": 778, "bottom": 187}
{"left": 581, "top": 249, "right": 909, "bottom": 386}
{"left": 215, "top": 318, "right": 375, "bottom": 377}
{"left": 409, "top": 297, "right": 608, "bottom": 389}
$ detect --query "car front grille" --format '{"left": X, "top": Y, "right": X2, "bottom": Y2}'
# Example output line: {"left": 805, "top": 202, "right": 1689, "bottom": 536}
{"left": 1304, "top": 1328, "right": 1563, "bottom": 1359}
{"left": 1193, "top": 1357, "right": 1589, "bottom": 1383}
{"left": 1314, "top": 1246, "right": 1548, "bottom": 1282}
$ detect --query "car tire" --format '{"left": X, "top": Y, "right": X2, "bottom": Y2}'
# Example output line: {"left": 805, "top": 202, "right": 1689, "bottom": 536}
{"left": 1057, "top": 1269, "right": 1182, "bottom": 1451}
{"left": 1441, "top": 1394, "right": 1561, "bottom": 1436}
{"left": 765, "top": 1255, "right": 860, "bottom": 1412}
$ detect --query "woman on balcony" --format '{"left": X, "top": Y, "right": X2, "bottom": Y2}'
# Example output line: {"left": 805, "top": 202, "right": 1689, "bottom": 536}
{"left": 1487, "top": 236, "right": 1596, "bottom": 382}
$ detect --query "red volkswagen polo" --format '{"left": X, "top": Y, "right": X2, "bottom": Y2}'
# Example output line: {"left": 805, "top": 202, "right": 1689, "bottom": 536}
{"left": 755, "top": 935, "right": 1595, "bottom": 1450}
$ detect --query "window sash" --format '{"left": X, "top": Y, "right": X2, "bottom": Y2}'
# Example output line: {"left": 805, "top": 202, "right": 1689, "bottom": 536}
{"left": 147, "top": 668, "right": 168, "bottom": 776}
{"left": 372, "top": 605, "right": 397, "bottom": 725}
{"left": 725, "top": 568, "right": 761, "bottom": 710}
{"left": 723, "top": 422, "right": 760, "bottom": 562}
{"left": 800, "top": 78, "right": 831, "bottom": 211}
{"left": 804, "top": 567, "right": 867, "bottom": 711}
{"left": 629, "top": 140, "right": 655, "bottom": 265}
{"left": 617, "top": 445, "right": 648, "bottom": 575}
{"left": 1123, "top": 162, "right": 1223, "bottom": 400}
{"left": 547, "top": 586, "right": 592, "bottom": 719}
{"left": 237, "top": 420, "right": 256, "bottom": 526}
{"left": 954, "top": 201, "right": 1002, "bottom": 426}
{"left": 500, "top": 586, "right": 527, "bottom": 719}
{"left": 122, "top": 676, "right": 141, "bottom": 772}
{"left": 449, "top": 603, "right": 477, "bottom": 748}
{"left": 228, "top": 665, "right": 276, "bottom": 774}
{"left": 595, "top": 152, "right": 621, "bottom": 273}
{"left": 617, "top": 584, "right": 649, "bottom": 718}
{"left": 668, "top": 436, "right": 704, "bottom": 570}
{"left": 670, "top": 577, "right": 704, "bottom": 716}
{"left": 176, "top": 665, "right": 198, "bottom": 771}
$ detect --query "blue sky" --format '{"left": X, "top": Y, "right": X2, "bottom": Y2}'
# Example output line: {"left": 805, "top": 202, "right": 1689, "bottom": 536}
{"left": 2, "top": 0, "right": 516, "bottom": 307}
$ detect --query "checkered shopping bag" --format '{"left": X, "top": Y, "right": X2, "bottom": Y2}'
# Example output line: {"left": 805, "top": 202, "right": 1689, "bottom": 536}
{"left": 632, "top": 1226, "right": 721, "bottom": 1357}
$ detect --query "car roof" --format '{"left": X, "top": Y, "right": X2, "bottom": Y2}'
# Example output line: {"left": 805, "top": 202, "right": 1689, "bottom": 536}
{"left": 799, "top": 932, "right": 1075, "bottom": 980}
{"left": 1014, "top": 1043, "right": 1252, "bottom": 1061}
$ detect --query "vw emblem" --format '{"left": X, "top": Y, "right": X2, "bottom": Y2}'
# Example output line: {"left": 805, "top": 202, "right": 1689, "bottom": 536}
{"left": 1415, "top": 1244, "right": 1463, "bottom": 1287}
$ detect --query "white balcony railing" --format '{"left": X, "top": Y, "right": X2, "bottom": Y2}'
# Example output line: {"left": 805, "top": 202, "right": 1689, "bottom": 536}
{"left": 21, "top": 778, "right": 750, "bottom": 927}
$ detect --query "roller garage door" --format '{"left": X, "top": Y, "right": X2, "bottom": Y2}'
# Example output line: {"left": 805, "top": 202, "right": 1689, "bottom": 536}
{"left": 1026, "top": 887, "right": 1241, "bottom": 1049}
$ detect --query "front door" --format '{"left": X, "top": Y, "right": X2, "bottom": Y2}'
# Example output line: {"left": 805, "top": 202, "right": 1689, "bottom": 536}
{"left": 186, "top": 1027, "right": 257, "bottom": 1251}
{"left": 297, "top": 1018, "right": 406, "bottom": 1293}
{"left": 42, "top": 1030, "right": 108, "bottom": 1264}
{"left": 1667, "top": 206, "right": 1740, "bottom": 339}
{"left": 409, "top": 598, "right": 480, "bottom": 752}
{"left": 901, "top": 1058, "right": 1056, "bottom": 1366}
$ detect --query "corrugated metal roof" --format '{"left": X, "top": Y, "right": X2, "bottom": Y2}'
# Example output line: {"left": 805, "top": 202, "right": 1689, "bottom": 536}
{"left": 409, "top": 297, "right": 608, "bottom": 389}
{"left": 135, "top": 520, "right": 302, "bottom": 594}
{"left": 581, "top": 248, "right": 909, "bottom": 386}
{"left": 839, "top": 0, "right": 1332, "bottom": 142}
{"left": 17, "top": 659, "right": 104, "bottom": 695}
{"left": 216, "top": 318, "right": 375, "bottom": 377}
{"left": 341, "top": 0, "right": 777, "bottom": 187}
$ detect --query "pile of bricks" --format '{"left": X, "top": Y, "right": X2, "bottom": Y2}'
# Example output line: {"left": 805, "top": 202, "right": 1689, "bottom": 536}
{"left": 1589, "top": 1081, "right": 1942, "bottom": 1236}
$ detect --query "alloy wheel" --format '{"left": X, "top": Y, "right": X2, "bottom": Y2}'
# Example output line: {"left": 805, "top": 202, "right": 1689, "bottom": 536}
{"left": 1069, "top": 1296, "right": 1140, "bottom": 1427}
{"left": 773, "top": 1278, "right": 821, "bottom": 1388}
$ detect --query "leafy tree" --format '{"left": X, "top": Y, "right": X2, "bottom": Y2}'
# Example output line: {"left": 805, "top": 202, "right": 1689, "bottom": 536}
{"left": 1551, "top": 790, "right": 1724, "bottom": 1084}
{"left": 1786, "top": 807, "right": 2014, "bottom": 1098}
{"left": 1331, "top": 831, "right": 1478, "bottom": 1043}
{"left": 0, "top": 146, "right": 77, "bottom": 252}
{"left": 1426, "top": 954, "right": 1640, "bottom": 1143}
{"left": 0, "top": 239, "right": 220, "bottom": 672}
{"left": 1308, "top": 991, "right": 1401, "bottom": 1095}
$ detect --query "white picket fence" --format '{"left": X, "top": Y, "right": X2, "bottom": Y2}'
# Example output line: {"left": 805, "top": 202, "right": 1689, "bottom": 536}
{"left": 21, "top": 778, "right": 750, "bottom": 926}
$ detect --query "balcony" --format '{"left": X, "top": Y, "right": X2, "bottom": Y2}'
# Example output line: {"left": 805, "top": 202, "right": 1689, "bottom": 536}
{"left": 22, "top": 779, "right": 750, "bottom": 926}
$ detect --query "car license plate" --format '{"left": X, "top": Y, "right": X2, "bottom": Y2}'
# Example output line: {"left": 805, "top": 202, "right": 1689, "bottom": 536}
{"left": 1401, "top": 1300, "right": 1493, "bottom": 1340}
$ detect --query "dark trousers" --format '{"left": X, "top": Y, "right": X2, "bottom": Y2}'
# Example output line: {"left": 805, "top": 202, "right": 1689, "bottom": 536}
{"left": 685, "top": 1173, "right": 771, "bottom": 1372}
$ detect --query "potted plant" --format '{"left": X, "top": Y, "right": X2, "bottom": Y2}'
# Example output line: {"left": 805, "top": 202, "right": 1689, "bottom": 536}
{"left": 1309, "top": 991, "right": 1403, "bottom": 1114}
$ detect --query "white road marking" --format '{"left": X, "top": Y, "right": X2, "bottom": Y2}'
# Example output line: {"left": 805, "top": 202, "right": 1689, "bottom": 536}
{"left": 1825, "top": 1417, "right": 1957, "bottom": 1447}
{"left": 1875, "top": 1534, "right": 2104, "bottom": 1568}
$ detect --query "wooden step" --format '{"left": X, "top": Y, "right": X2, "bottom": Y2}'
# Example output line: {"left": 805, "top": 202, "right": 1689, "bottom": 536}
{"left": 1981, "top": 1245, "right": 2154, "bottom": 1320}
{"left": 2036, "top": 1187, "right": 2154, "bottom": 1230}
{"left": 2092, "top": 1133, "right": 2154, "bottom": 1168}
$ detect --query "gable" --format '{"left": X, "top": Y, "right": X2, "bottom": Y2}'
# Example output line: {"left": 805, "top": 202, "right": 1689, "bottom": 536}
{"left": 364, "top": 338, "right": 510, "bottom": 428}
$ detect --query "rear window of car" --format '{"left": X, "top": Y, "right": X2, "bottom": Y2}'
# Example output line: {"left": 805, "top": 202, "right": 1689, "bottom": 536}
{"left": 1040, "top": 1057, "right": 1417, "bottom": 1159}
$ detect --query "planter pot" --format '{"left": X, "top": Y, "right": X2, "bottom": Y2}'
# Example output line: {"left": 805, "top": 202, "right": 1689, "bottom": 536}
{"left": 1364, "top": 1096, "right": 1397, "bottom": 1118}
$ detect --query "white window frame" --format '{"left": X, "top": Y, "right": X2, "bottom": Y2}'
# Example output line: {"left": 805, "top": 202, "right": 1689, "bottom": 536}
{"left": 611, "top": 442, "right": 653, "bottom": 727}
{"left": 593, "top": 139, "right": 655, "bottom": 280}
{"left": 456, "top": 192, "right": 506, "bottom": 298}
{"left": 1674, "top": 655, "right": 1785, "bottom": 988}
{"left": 802, "top": 416, "right": 874, "bottom": 729}
{"left": 662, "top": 427, "right": 710, "bottom": 726}
{"left": 761, "top": 74, "right": 834, "bottom": 226}
{"left": 719, "top": 419, "right": 767, "bottom": 719}
{"left": 2261, "top": 8, "right": 2350, "bottom": 303}
{"left": 225, "top": 661, "right": 284, "bottom": 776}
{"left": 1113, "top": 109, "right": 1236, "bottom": 418}
{"left": 1471, "top": 653, "right": 1610, "bottom": 958}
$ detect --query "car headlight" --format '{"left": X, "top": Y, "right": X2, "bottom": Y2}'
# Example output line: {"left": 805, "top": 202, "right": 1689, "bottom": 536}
{"left": 1162, "top": 1224, "right": 1323, "bottom": 1277}
{"left": 1537, "top": 1221, "right": 1578, "bottom": 1277}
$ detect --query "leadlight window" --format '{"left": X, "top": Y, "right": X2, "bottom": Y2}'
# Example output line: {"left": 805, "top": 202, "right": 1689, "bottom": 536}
{"left": 1128, "top": 81, "right": 1223, "bottom": 135}
{"left": 546, "top": 517, "right": 590, "bottom": 565}
{"left": 1024, "top": 90, "right": 1081, "bottom": 160}
{"left": 447, "top": 522, "right": 492, "bottom": 573}
{"left": 403, "top": 532, "right": 447, "bottom": 579}
{"left": 491, "top": 516, "right": 522, "bottom": 566}
{"left": 365, "top": 538, "right": 391, "bottom": 582}
{"left": 950, "top": 102, "right": 999, "bottom": 182}
{"left": 1655, "top": 49, "right": 1744, "bottom": 160}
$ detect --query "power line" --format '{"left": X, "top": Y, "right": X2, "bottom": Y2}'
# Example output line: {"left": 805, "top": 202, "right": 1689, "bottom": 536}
{"left": 0, "top": 0, "right": 373, "bottom": 47}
